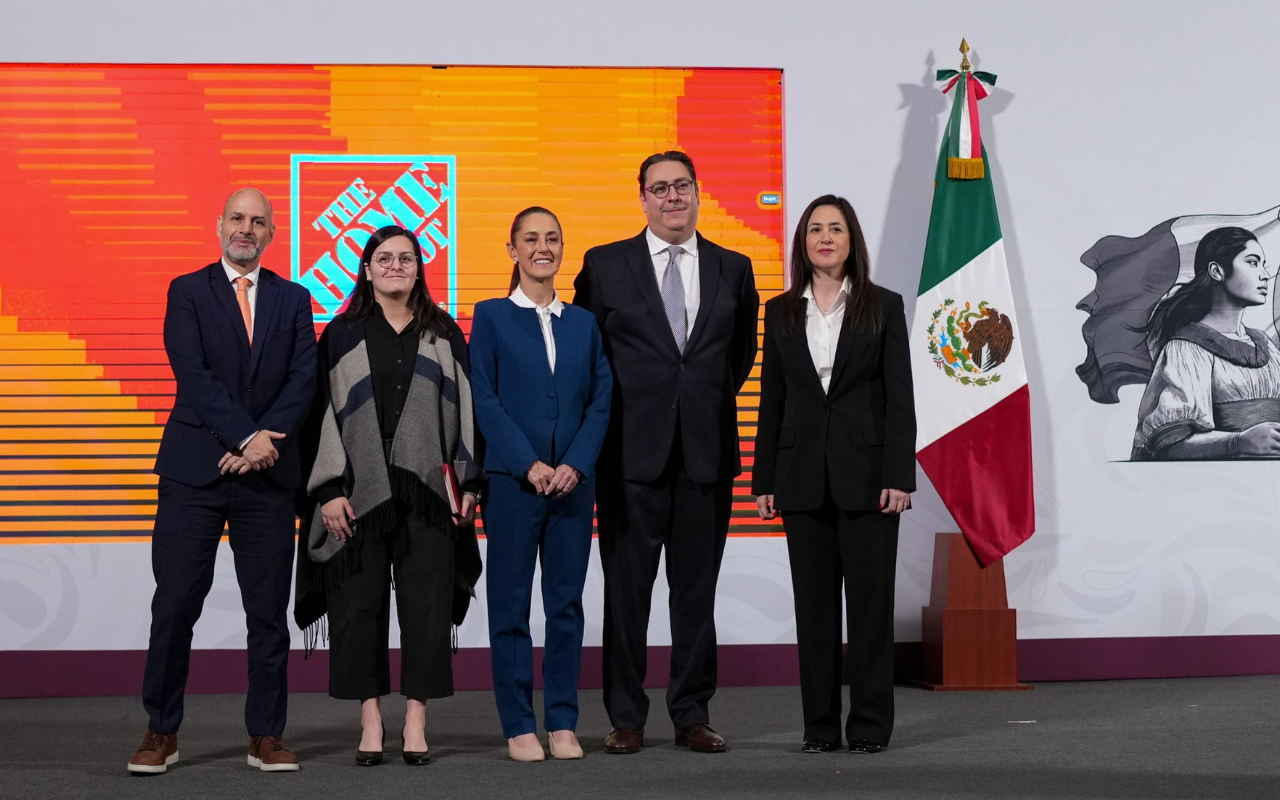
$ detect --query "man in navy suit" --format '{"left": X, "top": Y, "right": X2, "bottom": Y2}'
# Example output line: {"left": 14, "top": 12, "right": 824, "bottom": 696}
{"left": 128, "top": 188, "right": 317, "bottom": 775}
{"left": 573, "top": 152, "right": 759, "bottom": 754}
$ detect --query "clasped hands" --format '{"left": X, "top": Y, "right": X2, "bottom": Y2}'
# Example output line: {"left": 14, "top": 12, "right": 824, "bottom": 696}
{"left": 526, "top": 460, "right": 580, "bottom": 498}
{"left": 217, "top": 429, "right": 287, "bottom": 475}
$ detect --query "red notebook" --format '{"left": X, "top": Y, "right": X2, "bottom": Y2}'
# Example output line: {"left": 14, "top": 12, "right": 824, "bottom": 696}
{"left": 441, "top": 464, "right": 462, "bottom": 515}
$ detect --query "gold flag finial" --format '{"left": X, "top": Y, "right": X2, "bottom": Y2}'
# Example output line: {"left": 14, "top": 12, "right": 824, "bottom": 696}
{"left": 959, "top": 38, "right": 971, "bottom": 72}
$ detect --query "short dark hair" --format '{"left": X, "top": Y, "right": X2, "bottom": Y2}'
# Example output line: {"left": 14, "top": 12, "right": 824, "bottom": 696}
{"left": 638, "top": 150, "right": 697, "bottom": 195}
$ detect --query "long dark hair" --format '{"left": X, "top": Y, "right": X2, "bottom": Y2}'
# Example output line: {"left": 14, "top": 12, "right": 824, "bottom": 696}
{"left": 1143, "top": 226, "right": 1258, "bottom": 354}
{"left": 507, "top": 206, "right": 562, "bottom": 294}
{"left": 780, "top": 195, "right": 881, "bottom": 336}
{"left": 340, "top": 225, "right": 447, "bottom": 339}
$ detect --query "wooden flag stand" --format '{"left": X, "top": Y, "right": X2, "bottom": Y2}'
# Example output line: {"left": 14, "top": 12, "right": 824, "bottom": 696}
{"left": 914, "top": 532, "right": 1032, "bottom": 691}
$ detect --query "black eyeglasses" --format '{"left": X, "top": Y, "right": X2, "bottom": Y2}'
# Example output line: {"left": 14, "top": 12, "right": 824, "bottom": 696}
{"left": 644, "top": 179, "right": 696, "bottom": 199}
{"left": 371, "top": 253, "right": 418, "bottom": 268}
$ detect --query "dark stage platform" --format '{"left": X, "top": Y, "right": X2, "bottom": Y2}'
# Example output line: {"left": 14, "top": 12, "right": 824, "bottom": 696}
{"left": 4, "top": 677, "right": 1278, "bottom": 799}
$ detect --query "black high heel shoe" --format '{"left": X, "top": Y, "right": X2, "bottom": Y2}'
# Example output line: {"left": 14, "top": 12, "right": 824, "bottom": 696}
{"left": 401, "top": 725, "right": 430, "bottom": 766}
{"left": 356, "top": 722, "right": 385, "bottom": 766}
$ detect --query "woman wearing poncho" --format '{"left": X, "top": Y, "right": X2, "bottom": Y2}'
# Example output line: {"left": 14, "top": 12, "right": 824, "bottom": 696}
{"left": 294, "top": 224, "right": 484, "bottom": 767}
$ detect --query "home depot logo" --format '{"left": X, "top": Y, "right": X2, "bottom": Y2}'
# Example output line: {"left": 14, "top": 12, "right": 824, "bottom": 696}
{"left": 290, "top": 155, "right": 457, "bottom": 320}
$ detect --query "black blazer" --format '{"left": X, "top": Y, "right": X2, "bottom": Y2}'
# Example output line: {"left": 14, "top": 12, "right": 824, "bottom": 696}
{"left": 572, "top": 230, "right": 759, "bottom": 484}
{"left": 751, "top": 286, "right": 916, "bottom": 512}
{"left": 154, "top": 262, "right": 318, "bottom": 489}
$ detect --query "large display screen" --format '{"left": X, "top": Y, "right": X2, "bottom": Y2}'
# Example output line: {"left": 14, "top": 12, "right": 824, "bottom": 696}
{"left": 0, "top": 64, "right": 785, "bottom": 543}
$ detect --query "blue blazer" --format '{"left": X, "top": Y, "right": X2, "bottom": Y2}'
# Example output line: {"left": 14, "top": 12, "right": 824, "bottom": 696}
{"left": 154, "top": 261, "right": 318, "bottom": 489}
{"left": 469, "top": 297, "right": 612, "bottom": 479}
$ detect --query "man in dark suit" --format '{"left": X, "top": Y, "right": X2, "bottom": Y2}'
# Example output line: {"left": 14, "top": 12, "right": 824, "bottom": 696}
{"left": 573, "top": 151, "right": 759, "bottom": 754}
{"left": 128, "top": 188, "right": 317, "bottom": 775}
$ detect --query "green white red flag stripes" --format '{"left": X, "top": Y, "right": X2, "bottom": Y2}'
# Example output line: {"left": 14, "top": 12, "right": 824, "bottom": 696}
{"left": 910, "top": 67, "right": 1034, "bottom": 566}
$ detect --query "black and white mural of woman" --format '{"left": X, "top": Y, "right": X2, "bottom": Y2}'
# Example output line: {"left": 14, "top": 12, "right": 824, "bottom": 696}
{"left": 1130, "top": 227, "right": 1280, "bottom": 460}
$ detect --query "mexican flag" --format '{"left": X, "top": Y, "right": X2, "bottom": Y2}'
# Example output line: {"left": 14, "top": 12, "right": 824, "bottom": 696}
{"left": 910, "top": 67, "right": 1034, "bottom": 566}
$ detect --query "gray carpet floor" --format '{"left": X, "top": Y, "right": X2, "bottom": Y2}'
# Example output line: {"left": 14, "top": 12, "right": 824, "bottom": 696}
{"left": 4, "top": 676, "right": 1279, "bottom": 799}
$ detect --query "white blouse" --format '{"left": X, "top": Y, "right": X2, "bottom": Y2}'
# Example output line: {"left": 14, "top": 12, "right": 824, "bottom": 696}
{"left": 802, "top": 278, "right": 852, "bottom": 392}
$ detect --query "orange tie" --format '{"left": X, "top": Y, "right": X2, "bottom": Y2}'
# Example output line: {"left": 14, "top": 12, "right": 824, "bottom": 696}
{"left": 233, "top": 277, "right": 253, "bottom": 345}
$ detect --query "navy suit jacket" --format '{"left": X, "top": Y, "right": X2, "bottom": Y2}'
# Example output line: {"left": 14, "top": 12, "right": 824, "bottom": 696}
{"left": 468, "top": 297, "right": 612, "bottom": 479}
{"left": 154, "top": 261, "right": 318, "bottom": 489}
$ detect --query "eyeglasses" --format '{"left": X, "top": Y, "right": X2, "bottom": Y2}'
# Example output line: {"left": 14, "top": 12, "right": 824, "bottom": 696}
{"left": 371, "top": 253, "right": 418, "bottom": 268}
{"left": 644, "top": 179, "right": 696, "bottom": 199}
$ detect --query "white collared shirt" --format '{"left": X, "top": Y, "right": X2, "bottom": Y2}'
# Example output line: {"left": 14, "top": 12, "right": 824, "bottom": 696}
{"left": 510, "top": 284, "right": 564, "bottom": 374}
{"left": 221, "top": 258, "right": 261, "bottom": 340}
{"left": 646, "top": 228, "right": 700, "bottom": 338}
{"left": 803, "top": 277, "right": 852, "bottom": 392}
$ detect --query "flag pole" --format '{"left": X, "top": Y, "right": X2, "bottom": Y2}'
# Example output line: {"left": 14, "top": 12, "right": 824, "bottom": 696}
{"left": 911, "top": 40, "right": 1033, "bottom": 691}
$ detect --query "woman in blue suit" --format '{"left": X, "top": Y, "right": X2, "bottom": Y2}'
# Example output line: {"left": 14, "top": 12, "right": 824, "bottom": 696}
{"left": 470, "top": 207, "right": 613, "bottom": 762}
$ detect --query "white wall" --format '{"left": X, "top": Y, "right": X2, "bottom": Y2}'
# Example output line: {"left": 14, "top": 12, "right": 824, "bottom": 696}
{"left": 5, "top": 0, "right": 1280, "bottom": 650}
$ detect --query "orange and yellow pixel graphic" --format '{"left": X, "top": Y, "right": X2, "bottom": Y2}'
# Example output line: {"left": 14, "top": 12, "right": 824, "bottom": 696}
{"left": 0, "top": 65, "right": 785, "bottom": 543}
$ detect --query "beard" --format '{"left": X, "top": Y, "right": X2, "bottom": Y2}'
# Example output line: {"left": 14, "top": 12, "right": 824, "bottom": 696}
{"left": 223, "top": 238, "right": 262, "bottom": 265}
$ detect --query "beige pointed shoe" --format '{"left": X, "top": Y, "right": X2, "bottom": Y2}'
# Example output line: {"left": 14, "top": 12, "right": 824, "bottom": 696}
{"left": 547, "top": 731, "right": 584, "bottom": 760}
{"left": 507, "top": 736, "right": 546, "bottom": 762}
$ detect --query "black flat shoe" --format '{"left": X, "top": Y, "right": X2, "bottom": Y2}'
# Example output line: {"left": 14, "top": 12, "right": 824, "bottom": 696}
{"left": 356, "top": 722, "right": 385, "bottom": 766}
{"left": 802, "top": 738, "right": 839, "bottom": 753}
{"left": 401, "top": 727, "right": 430, "bottom": 766}
{"left": 848, "top": 739, "right": 885, "bottom": 754}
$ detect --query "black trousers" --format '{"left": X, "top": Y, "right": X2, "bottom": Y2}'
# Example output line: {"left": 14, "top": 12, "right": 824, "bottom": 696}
{"left": 598, "top": 432, "right": 733, "bottom": 731}
{"left": 143, "top": 474, "right": 296, "bottom": 736}
{"left": 326, "top": 504, "right": 456, "bottom": 701}
{"left": 783, "top": 499, "right": 899, "bottom": 746}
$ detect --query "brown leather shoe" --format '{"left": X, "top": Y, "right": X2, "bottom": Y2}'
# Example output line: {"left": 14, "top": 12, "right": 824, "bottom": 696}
{"left": 248, "top": 735, "right": 299, "bottom": 772}
{"left": 675, "top": 724, "right": 726, "bottom": 753}
{"left": 603, "top": 728, "right": 644, "bottom": 754}
{"left": 127, "top": 730, "right": 178, "bottom": 774}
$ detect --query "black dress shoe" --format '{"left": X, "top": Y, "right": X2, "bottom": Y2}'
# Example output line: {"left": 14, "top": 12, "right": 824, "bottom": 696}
{"left": 802, "top": 738, "right": 839, "bottom": 753}
{"left": 848, "top": 739, "right": 885, "bottom": 754}
{"left": 356, "top": 723, "right": 385, "bottom": 766}
{"left": 401, "top": 727, "right": 430, "bottom": 766}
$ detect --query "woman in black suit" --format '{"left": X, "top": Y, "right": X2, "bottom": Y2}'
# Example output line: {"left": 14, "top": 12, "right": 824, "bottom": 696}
{"left": 752, "top": 195, "right": 916, "bottom": 755}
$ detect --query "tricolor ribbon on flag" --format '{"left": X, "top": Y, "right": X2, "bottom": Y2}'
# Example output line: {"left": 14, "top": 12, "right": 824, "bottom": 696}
{"left": 937, "top": 69, "right": 997, "bottom": 180}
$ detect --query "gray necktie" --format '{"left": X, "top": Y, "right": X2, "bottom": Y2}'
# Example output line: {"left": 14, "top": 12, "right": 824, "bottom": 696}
{"left": 661, "top": 245, "right": 687, "bottom": 352}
